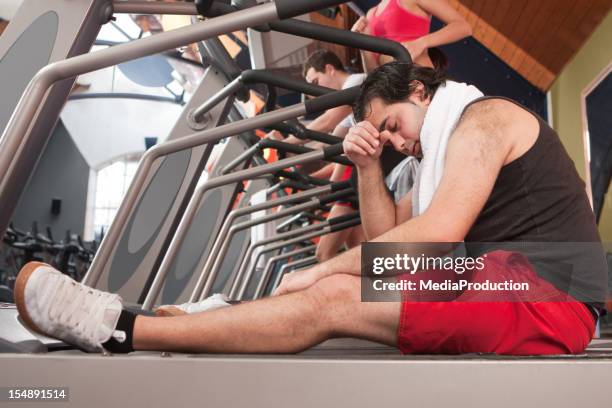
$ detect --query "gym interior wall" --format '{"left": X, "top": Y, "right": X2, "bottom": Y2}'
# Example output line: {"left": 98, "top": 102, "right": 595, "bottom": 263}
{"left": 550, "top": 11, "right": 612, "bottom": 242}
{"left": 11, "top": 120, "right": 89, "bottom": 237}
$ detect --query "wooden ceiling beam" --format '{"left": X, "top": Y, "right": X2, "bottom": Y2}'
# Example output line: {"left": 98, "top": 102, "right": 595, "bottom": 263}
{"left": 445, "top": 0, "right": 610, "bottom": 91}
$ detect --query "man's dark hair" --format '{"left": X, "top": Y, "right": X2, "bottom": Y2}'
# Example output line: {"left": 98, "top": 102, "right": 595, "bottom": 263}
{"left": 302, "top": 49, "right": 346, "bottom": 77}
{"left": 353, "top": 62, "right": 448, "bottom": 122}
{"left": 428, "top": 47, "right": 449, "bottom": 72}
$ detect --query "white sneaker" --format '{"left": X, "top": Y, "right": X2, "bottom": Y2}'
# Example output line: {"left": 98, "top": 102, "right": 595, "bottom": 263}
{"left": 15, "top": 262, "right": 125, "bottom": 352}
{"left": 154, "top": 293, "right": 230, "bottom": 317}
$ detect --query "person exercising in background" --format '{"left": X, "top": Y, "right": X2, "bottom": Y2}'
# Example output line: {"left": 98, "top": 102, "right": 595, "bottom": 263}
{"left": 15, "top": 62, "right": 606, "bottom": 356}
{"left": 269, "top": 49, "right": 366, "bottom": 145}
{"left": 352, "top": 0, "right": 471, "bottom": 71}
{"left": 267, "top": 50, "right": 370, "bottom": 260}
{"left": 295, "top": 51, "right": 414, "bottom": 262}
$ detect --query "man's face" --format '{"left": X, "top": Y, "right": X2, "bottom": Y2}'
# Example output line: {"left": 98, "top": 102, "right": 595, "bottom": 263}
{"left": 305, "top": 66, "right": 338, "bottom": 90}
{"left": 364, "top": 89, "right": 430, "bottom": 158}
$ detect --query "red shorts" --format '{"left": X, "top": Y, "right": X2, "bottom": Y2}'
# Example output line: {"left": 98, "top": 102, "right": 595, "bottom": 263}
{"left": 396, "top": 250, "right": 596, "bottom": 355}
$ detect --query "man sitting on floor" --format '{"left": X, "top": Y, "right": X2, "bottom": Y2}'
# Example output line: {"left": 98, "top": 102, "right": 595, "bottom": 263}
{"left": 14, "top": 62, "right": 606, "bottom": 355}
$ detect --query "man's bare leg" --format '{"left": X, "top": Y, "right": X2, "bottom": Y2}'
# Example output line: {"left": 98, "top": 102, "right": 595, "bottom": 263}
{"left": 134, "top": 274, "right": 400, "bottom": 353}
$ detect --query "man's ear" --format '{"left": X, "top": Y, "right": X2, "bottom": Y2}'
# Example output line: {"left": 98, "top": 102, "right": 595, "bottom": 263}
{"left": 325, "top": 63, "right": 335, "bottom": 75}
{"left": 409, "top": 80, "right": 431, "bottom": 105}
{"left": 410, "top": 80, "right": 426, "bottom": 100}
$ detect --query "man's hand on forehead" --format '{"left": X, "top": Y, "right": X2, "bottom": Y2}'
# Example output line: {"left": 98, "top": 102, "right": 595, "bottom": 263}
{"left": 343, "top": 121, "right": 384, "bottom": 168}
{"left": 344, "top": 119, "right": 418, "bottom": 168}
{"left": 353, "top": 122, "right": 381, "bottom": 154}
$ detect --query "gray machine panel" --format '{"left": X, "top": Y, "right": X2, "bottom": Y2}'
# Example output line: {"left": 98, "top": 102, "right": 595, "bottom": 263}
{"left": 0, "top": 11, "right": 58, "bottom": 134}
{"left": 0, "top": 0, "right": 109, "bottom": 243}
{"left": 89, "top": 67, "right": 234, "bottom": 303}
{"left": 156, "top": 136, "right": 255, "bottom": 305}
{"left": 212, "top": 178, "right": 272, "bottom": 295}
{"left": 0, "top": 0, "right": 109, "bottom": 135}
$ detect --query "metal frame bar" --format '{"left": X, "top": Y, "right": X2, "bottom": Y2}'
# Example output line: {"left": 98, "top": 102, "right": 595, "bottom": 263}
{"left": 146, "top": 131, "right": 346, "bottom": 303}
{"left": 221, "top": 139, "right": 350, "bottom": 175}
{"left": 191, "top": 77, "right": 242, "bottom": 122}
{"left": 347, "top": 2, "right": 366, "bottom": 17}
{"left": 2, "top": 0, "right": 354, "bottom": 304}
{"left": 207, "top": 1, "right": 410, "bottom": 62}
{"left": 123, "top": 37, "right": 264, "bottom": 303}
{"left": 142, "top": 183, "right": 336, "bottom": 309}
{"left": 189, "top": 187, "right": 352, "bottom": 303}
{"left": 270, "top": 258, "right": 320, "bottom": 293}
{"left": 147, "top": 197, "right": 319, "bottom": 307}
{"left": 88, "top": 62, "right": 241, "bottom": 302}
{"left": 113, "top": 1, "right": 198, "bottom": 15}
{"left": 188, "top": 10, "right": 411, "bottom": 123}
{"left": 232, "top": 216, "right": 360, "bottom": 300}
{"left": 277, "top": 255, "right": 318, "bottom": 279}
{"left": 140, "top": 136, "right": 268, "bottom": 305}
{"left": 196, "top": 184, "right": 332, "bottom": 279}
{"left": 67, "top": 92, "right": 183, "bottom": 105}
{"left": 141, "top": 140, "right": 342, "bottom": 304}
{"left": 268, "top": 19, "right": 410, "bottom": 63}
{"left": 85, "top": 105, "right": 321, "bottom": 287}
{"left": 276, "top": 211, "right": 316, "bottom": 232}
{"left": 192, "top": 200, "right": 318, "bottom": 298}
{"left": 252, "top": 218, "right": 361, "bottom": 299}
{"left": 255, "top": 244, "right": 317, "bottom": 298}
{"left": 0, "top": 0, "right": 109, "bottom": 239}
{"left": 220, "top": 218, "right": 328, "bottom": 300}
{"left": 0, "top": 2, "right": 281, "bottom": 239}
{"left": 191, "top": 69, "right": 333, "bottom": 122}
{"left": 219, "top": 143, "right": 262, "bottom": 174}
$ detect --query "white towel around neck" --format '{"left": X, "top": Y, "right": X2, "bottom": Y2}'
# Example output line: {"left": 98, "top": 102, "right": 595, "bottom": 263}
{"left": 412, "top": 81, "right": 484, "bottom": 216}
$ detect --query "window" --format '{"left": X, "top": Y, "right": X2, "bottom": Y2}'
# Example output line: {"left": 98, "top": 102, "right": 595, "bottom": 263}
{"left": 91, "top": 158, "right": 139, "bottom": 238}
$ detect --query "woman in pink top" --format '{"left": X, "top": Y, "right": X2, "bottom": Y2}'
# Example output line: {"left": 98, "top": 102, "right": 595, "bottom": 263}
{"left": 352, "top": 0, "right": 472, "bottom": 70}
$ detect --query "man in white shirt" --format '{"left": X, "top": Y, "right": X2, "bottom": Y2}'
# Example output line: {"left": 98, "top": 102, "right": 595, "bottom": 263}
{"left": 277, "top": 50, "right": 368, "bottom": 261}
{"left": 272, "top": 49, "right": 365, "bottom": 145}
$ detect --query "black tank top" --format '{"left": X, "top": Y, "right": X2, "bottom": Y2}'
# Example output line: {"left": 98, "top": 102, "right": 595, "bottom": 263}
{"left": 462, "top": 97, "right": 607, "bottom": 309}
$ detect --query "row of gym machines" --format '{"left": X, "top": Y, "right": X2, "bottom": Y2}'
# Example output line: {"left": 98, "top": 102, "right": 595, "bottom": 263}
{"left": 0, "top": 1, "right": 610, "bottom": 407}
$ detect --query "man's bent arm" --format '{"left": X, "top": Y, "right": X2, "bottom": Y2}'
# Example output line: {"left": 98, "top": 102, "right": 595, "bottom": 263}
{"left": 358, "top": 163, "right": 397, "bottom": 240}
{"left": 283, "top": 106, "right": 352, "bottom": 146}
{"left": 307, "top": 100, "right": 513, "bottom": 282}
{"left": 307, "top": 105, "right": 353, "bottom": 134}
